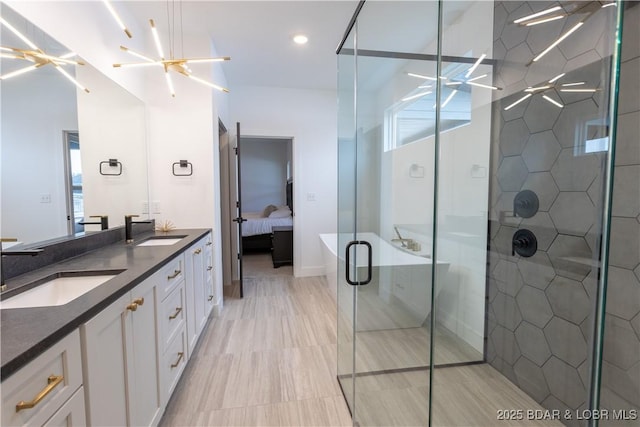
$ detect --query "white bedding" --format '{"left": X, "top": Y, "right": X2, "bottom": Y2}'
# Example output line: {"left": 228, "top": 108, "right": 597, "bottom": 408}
{"left": 242, "top": 212, "right": 293, "bottom": 237}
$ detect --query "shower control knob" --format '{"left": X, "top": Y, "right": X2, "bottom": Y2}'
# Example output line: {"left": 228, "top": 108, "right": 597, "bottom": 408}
{"left": 512, "top": 229, "right": 537, "bottom": 257}
{"left": 513, "top": 190, "right": 539, "bottom": 218}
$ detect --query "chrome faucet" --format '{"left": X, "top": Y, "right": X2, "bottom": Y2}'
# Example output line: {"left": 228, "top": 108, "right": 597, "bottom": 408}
{"left": 125, "top": 215, "right": 152, "bottom": 243}
{"left": 79, "top": 215, "right": 109, "bottom": 230}
{"left": 1, "top": 239, "right": 43, "bottom": 291}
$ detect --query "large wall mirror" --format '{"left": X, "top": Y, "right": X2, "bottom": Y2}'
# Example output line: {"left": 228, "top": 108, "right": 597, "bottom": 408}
{"left": 1, "top": 3, "right": 149, "bottom": 248}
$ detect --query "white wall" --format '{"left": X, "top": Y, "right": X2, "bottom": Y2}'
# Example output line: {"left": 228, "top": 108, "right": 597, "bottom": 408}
{"left": 1, "top": 69, "right": 77, "bottom": 244}
{"left": 241, "top": 138, "right": 289, "bottom": 212}
{"left": 230, "top": 85, "right": 337, "bottom": 277}
{"left": 76, "top": 65, "right": 148, "bottom": 229}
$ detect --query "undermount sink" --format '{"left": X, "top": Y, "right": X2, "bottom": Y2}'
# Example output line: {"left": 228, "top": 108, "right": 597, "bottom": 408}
{"left": 136, "top": 236, "right": 186, "bottom": 247}
{"left": 0, "top": 270, "right": 124, "bottom": 309}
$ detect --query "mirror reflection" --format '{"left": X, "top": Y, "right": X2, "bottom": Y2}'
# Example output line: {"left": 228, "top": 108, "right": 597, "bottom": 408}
{"left": 0, "top": 3, "right": 149, "bottom": 247}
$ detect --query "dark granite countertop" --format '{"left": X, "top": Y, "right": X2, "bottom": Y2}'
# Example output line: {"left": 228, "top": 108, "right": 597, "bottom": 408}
{"left": 1, "top": 228, "right": 210, "bottom": 380}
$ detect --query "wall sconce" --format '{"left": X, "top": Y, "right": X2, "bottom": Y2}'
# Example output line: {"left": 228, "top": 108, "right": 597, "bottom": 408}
{"left": 410, "top": 163, "right": 424, "bottom": 178}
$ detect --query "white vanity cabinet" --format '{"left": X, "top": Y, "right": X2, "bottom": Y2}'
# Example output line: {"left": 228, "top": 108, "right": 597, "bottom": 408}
{"left": 81, "top": 275, "right": 162, "bottom": 427}
{"left": 184, "top": 233, "right": 213, "bottom": 356}
{"left": 1, "top": 330, "right": 84, "bottom": 427}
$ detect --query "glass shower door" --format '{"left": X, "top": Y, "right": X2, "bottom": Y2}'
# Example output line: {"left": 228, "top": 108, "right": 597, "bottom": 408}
{"left": 337, "top": 2, "right": 442, "bottom": 425}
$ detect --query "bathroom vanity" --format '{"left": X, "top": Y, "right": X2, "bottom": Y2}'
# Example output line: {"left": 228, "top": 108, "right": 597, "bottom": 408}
{"left": 0, "top": 228, "right": 214, "bottom": 426}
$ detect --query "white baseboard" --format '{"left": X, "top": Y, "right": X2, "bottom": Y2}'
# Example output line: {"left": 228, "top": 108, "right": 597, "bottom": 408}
{"left": 294, "top": 265, "right": 326, "bottom": 278}
{"left": 212, "top": 297, "right": 223, "bottom": 317}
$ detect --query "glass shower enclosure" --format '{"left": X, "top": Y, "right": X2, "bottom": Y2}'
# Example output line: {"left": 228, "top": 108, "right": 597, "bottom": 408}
{"left": 336, "top": 1, "right": 638, "bottom": 426}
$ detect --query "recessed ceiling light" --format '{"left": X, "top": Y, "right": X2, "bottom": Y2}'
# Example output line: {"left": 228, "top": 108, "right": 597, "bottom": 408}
{"left": 293, "top": 34, "right": 308, "bottom": 45}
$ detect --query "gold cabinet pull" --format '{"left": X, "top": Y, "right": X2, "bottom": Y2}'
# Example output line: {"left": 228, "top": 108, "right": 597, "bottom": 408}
{"left": 126, "top": 302, "right": 138, "bottom": 311}
{"left": 170, "top": 352, "right": 184, "bottom": 368}
{"left": 169, "top": 307, "right": 182, "bottom": 320}
{"left": 167, "top": 270, "right": 181, "bottom": 280}
{"left": 206, "top": 242, "right": 212, "bottom": 246}
{"left": 133, "top": 297, "right": 144, "bottom": 306}
{"left": 207, "top": 266, "right": 213, "bottom": 271}
{"left": 194, "top": 248, "right": 202, "bottom": 254}
{"left": 207, "top": 295, "right": 214, "bottom": 301}
{"left": 16, "top": 374, "right": 64, "bottom": 412}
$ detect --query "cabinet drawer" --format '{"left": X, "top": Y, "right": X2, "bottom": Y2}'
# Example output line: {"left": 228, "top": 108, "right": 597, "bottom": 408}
{"left": 43, "top": 386, "right": 86, "bottom": 427}
{"left": 1, "top": 330, "right": 83, "bottom": 427}
{"left": 157, "top": 254, "right": 185, "bottom": 300}
{"left": 160, "top": 282, "right": 186, "bottom": 352}
{"left": 162, "top": 326, "right": 187, "bottom": 402}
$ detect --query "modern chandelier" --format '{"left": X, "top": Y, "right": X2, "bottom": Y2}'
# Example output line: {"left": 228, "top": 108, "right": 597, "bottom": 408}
{"left": 113, "top": 16, "right": 230, "bottom": 97}
{"left": 0, "top": 16, "right": 89, "bottom": 92}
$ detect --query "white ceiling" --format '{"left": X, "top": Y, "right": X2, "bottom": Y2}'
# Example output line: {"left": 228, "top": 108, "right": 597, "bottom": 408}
{"left": 122, "top": 1, "right": 360, "bottom": 91}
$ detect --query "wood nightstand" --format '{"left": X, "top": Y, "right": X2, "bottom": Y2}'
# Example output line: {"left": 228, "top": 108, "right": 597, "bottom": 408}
{"left": 271, "top": 226, "right": 293, "bottom": 268}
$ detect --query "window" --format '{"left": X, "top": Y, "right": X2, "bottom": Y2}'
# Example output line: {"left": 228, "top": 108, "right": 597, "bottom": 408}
{"left": 385, "top": 62, "right": 472, "bottom": 151}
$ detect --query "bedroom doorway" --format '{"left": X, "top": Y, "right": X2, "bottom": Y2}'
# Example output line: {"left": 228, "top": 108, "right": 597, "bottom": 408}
{"left": 221, "top": 123, "right": 294, "bottom": 300}
{"left": 238, "top": 135, "right": 294, "bottom": 282}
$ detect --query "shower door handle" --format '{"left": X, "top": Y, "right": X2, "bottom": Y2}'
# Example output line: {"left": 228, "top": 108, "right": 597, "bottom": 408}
{"left": 345, "top": 240, "right": 373, "bottom": 286}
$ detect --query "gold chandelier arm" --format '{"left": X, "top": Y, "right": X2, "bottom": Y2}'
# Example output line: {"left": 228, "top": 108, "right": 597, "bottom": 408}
{"left": 164, "top": 71, "right": 176, "bottom": 97}
{"left": 60, "top": 52, "right": 85, "bottom": 65}
{"left": 0, "top": 53, "right": 24, "bottom": 59}
{"left": 36, "top": 53, "right": 85, "bottom": 66}
{"left": 120, "top": 46, "right": 157, "bottom": 63}
{"left": 186, "top": 73, "right": 229, "bottom": 93}
{"left": 150, "top": 19, "right": 166, "bottom": 60}
{"left": 0, "top": 64, "right": 39, "bottom": 80}
{"left": 53, "top": 64, "right": 90, "bottom": 93}
{"left": 113, "top": 61, "right": 163, "bottom": 68}
{"left": 102, "top": 0, "right": 132, "bottom": 39}
{"left": 0, "top": 17, "right": 40, "bottom": 50}
{"left": 183, "top": 57, "right": 231, "bottom": 64}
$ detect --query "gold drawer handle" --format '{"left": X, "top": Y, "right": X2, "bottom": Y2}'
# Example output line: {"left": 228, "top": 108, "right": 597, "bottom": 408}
{"left": 206, "top": 242, "right": 212, "bottom": 246}
{"left": 133, "top": 297, "right": 144, "bottom": 306}
{"left": 16, "top": 374, "right": 64, "bottom": 412}
{"left": 126, "top": 302, "right": 138, "bottom": 311}
{"left": 170, "top": 352, "right": 184, "bottom": 368}
{"left": 208, "top": 295, "right": 214, "bottom": 301}
{"left": 169, "top": 307, "right": 183, "bottom": 320}
{"left": 167, "top": 269, "right": 181, "bottom": 280}
{"left": 207, "top": 266, "right": 213, "bottom": 271}
{"left": 194, "top": 248, "right": 202, "bottom": 255}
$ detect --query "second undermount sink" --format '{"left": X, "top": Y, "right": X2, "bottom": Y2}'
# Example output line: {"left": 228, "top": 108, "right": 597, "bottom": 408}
{"left": 136, "top": 236, "right": 187, "bottom": 246}
{"left": 0, "top": 270, "right": 124, "bottom": 310}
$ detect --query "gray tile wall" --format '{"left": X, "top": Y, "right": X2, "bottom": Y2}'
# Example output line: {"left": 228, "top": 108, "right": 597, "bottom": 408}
{"left": 488, "top": 2, "right": 638, "bottom": 425}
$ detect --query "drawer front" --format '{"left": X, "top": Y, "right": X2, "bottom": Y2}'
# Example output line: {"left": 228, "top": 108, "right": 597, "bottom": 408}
{"left": 160, "top": 282, "right": 186, "bottom": 352}
{"left": 157, "top": 254, "right": 185, "bottom": 301}
{"left": 43, "top": 386, "right": 86, "bottom": 427}
{"left": 161, "top": 326, "right": 187, "bottom": 403}
{"left": 1, "top": 330, "right": 83, "bottom": 427}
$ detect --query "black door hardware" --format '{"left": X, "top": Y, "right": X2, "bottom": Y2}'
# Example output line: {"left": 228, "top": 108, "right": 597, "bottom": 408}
{"left": 345, "top": 240, "right": 373, "bottom": 286}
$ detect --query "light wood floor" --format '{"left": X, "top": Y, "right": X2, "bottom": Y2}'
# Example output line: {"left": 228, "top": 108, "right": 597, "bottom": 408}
{"left": 160, "top": 254, "right": 563, "bottom": 427}
{"left": 159, "top": 254, "right": 352, "bottom": 426}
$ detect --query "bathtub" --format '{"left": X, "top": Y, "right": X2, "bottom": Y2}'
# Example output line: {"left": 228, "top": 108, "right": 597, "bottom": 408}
{"left": 319, "top": 232, "right": 449, "bottom": 330}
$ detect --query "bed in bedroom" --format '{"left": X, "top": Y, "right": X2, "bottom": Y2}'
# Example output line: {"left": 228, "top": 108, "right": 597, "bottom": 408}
{"left": 242, "top": 181, "right": 293, "bottom": 253}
